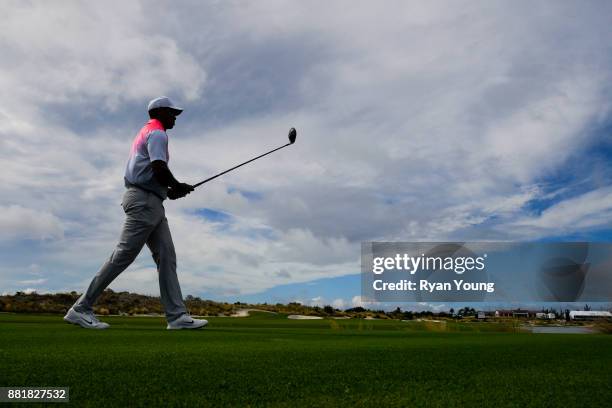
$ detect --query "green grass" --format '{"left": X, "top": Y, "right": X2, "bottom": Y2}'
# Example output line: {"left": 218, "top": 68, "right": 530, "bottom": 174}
{"left": 1, "top": 313, "right": 610, "bottom": 407}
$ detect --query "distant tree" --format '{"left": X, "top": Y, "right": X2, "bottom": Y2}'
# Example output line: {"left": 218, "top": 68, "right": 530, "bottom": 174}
{"left": 457, "top": 307, "right": 476, "bottom": 317}
{"left": 584, "top": 304, "right": 591, "bottom": 311}
{"left": 449, "top": 308, "right": 455, "bottom": 315}
{"left": 323, "top": 305, "right": 334, "bottom": 315}
{"left": 387, "top": 307, "right": 403, "bottom": 320}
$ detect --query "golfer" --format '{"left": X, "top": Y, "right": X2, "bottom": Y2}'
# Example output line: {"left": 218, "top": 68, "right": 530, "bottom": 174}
{"left": 64, "top": 97, "right": 207, "bottom": 330}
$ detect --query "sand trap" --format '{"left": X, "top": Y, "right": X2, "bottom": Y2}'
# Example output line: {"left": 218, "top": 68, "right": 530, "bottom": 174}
{"left": 231, "top": 309, "right": 277, "bottom": 317}
{"left": 410, "top": 319, "right": 444, "bottom": 323}
{"left": 287, "top": 315, "right": 323, "bottom": 320}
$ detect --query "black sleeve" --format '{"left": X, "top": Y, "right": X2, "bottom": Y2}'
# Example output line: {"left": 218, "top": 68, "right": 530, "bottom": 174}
{"left": 151, "top": 160, "right": 180, "bottom": 188}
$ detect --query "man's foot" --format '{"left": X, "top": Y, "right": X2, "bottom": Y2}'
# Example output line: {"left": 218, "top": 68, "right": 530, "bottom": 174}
{"left": 63, "top": 307, "right": 110, "bottom": 330}
{"left": 167, "top": 314, "right": 208, "bottom": 330}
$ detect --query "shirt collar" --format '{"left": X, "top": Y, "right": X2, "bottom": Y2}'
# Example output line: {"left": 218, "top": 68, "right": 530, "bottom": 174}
{"left": 148, "top": 118, "right": 166, "bottom": 131}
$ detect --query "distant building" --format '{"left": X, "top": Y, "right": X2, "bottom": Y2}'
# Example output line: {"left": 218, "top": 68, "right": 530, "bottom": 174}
{"left": 535, "top": 312, "right": 556, "bottom": 319}
{"left": 477, "top": 311, "right": 486, "bottom": 319}
{"left": 495, "top": 310, "right": 512, "bottom": 317}
{"left": 495, "top": 309, "right": 536, "bottom": 318}
{"left": 569, "top": 311, "right": 612, "bottom": 320}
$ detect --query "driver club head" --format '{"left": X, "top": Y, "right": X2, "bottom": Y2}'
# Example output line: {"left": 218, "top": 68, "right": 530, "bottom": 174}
{"left": 288, "top": 127, "right": 297, "bottom": 144}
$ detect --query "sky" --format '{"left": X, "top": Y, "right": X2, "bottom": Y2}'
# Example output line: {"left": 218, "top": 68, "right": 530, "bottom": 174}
{"left": 1, "top": 1, "right": 611, "bottom": 311}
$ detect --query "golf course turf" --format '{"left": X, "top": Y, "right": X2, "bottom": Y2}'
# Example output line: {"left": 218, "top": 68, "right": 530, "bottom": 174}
{"left": 1, "top": 312, "right": 610, "bottom": 407}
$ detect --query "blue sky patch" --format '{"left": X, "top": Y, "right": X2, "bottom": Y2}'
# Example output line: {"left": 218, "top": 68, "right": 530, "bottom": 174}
{"left": 227, "top": 187, "right": 263, "bottom": 201}
{"left": 194, "top": 208, "right": 232, "bottom": 223}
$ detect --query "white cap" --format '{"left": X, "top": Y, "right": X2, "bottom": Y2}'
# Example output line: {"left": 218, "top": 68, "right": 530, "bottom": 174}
{"left": 147, "top": 96, "right": 183, "bottom": 114}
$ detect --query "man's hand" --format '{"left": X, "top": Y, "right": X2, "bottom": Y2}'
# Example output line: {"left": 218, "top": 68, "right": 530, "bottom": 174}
{"left": 167, "top": 183, "right": 195, "bottom": 200}
{"left": 167, "top": 189, "right": 184, "bottom": 200}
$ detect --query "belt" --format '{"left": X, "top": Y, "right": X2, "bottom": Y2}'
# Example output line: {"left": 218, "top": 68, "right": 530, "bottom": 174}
{"left": 126, "top": 184, "right": 164, "bottom": 201}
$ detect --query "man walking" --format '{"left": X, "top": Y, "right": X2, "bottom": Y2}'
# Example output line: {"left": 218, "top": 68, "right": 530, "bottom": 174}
{"left": 64, "top": 97, "right": 207, "bottom": 330}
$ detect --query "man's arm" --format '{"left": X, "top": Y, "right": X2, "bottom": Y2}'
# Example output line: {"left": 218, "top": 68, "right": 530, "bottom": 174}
{"left": 151, "top": 160, "right": 194, "bottom": 200}
{"left": 151, "top": 160, "right": 181, "bottom": 188}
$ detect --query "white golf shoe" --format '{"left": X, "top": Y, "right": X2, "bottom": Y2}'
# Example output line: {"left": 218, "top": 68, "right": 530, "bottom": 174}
{"left": 167, "top": 314, "right": 208, "bottom": 330}
{"left": 63, "top": 307, "right": 110, "bottom": 329}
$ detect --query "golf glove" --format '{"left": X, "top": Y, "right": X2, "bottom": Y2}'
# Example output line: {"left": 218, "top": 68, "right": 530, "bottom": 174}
{"left": 167, "top": 189, "right": 183, "bottom": 200}
{"left": 167, "top": 183, "right": 194, "bottom": 200}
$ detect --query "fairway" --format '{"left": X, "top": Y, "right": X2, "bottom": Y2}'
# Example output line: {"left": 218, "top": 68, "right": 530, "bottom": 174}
{"left": 1, "top": 313, "right": 611, "bottom": 407}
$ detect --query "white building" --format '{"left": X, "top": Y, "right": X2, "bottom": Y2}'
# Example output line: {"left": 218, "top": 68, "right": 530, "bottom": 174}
{"left": 536, "top": 312, "right": 557, "bottom": 319}
{"left": 569, "top": 311, "right": 612, "bottom": 320}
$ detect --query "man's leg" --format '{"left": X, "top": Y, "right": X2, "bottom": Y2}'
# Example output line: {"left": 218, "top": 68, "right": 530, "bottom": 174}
{"left": 146, "top": 216, "right": 188, "bottom": 322}
{"left": 73, "top": 189, "right": 160, "bottom": 313}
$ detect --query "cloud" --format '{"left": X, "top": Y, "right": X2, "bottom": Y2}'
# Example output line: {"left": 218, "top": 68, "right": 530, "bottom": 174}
{"left": 0, "top": 205, "right": 64, "bottom": 242}
{"left": 18, "top": 278, "right": 47, "bottom": 285}
{"left": 310, "top": 296, "right": 323, "bottom": 306}
{"left": 275, "top": 269, "right": 291, "bottom": 278}
{"left": 506, "top": 187, "right": 612, "bottom": 236}
{"left": 1, "top": 1, "right": 611, "bottom": 299}
{"left": 416, "top": 302, "right": 449, "bottom": 313}
{"left": 351, "top": 295, "right": 373, "bottom": 308}
{"left": 1, "top": 2, "right": 205, "bottom": 112}
{"left": 331, "top": 298, "right": 345, "bottom": 310}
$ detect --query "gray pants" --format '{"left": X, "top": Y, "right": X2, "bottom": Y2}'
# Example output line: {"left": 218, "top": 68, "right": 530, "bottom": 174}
{"left": 73, "top": 187, "right": 187, "bottom": 322}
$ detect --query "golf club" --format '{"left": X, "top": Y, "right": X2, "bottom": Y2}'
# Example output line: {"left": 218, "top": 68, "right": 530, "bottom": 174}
{"left": 193, "top": 127, "right": 297, "bottom": 188}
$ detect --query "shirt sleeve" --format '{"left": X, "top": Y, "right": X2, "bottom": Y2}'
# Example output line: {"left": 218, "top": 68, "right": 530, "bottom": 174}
{"left": 146, "top": 130, "right": 168, "bottom": 163}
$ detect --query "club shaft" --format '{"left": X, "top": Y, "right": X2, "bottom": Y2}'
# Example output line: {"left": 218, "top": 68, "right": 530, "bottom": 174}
{"left": 193, "top": 142, "right": 292, "bottom": 188}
